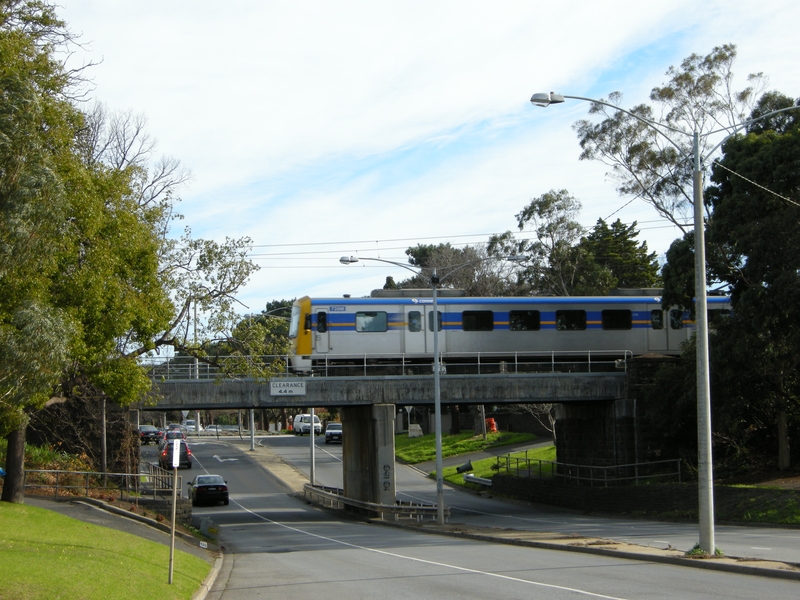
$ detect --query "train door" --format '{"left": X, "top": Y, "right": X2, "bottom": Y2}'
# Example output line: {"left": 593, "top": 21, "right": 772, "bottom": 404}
{"left": 403, "top": 307, "right": 425, "bottom": 355}
{"left": 314, "top": 310, "right": 330, "bottom": 354}
{"left": 646, "top": 304, "right": 669, "bottom": 352}
{"left": 424, "top": 305, "right": 446, "bottom": 358}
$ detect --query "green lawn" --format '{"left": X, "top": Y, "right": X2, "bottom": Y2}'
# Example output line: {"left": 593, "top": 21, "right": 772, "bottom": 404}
{"left": 443, "top": 444, "right": 557, "bottom": 486}
{"left": 0, "top": 502, "right": 211, "bottom": 600}
{"left": 395, "top": 431, "right": 538, "bottom": 464}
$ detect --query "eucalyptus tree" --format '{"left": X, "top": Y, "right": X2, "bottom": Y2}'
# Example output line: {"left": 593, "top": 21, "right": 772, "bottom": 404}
{"left": 573, "top": 44, "right": 765, "bottom": 233}
{"left": 394, "top": 243, "right": 518, "bottom": 297}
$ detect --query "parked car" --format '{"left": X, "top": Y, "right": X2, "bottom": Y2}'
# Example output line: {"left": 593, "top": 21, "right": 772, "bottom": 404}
{"left": 325, "top": 422, "right": 343, "bottom": 444}
{"left": 139, "top": 424, "right": 160, "bottom": 445}
{"left": 158, "top": 439, "right": 192, "bottom": 469}
{"left": 187, "top": 474, "right": 229, "bottom": 506}
{"left": 205, "top": 425, "right": 223, "bottom": 434}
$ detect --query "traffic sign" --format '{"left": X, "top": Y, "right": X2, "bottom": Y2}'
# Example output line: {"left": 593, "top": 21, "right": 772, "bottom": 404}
{"left": 270, "top": 380, "right": 307, "bottom": 396}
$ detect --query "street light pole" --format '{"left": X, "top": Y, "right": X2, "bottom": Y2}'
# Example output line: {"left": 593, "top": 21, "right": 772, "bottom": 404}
{"left": 340, "top": 254, "right": 523, "bottom": 525}
{"left": 430, "top": 268, "right": 444, "bottom": 525}
{"left": 530, "top": 91, "right": 800, "bottom": 554}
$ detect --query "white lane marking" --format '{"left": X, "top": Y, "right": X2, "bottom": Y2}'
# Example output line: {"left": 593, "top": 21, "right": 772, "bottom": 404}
{"left": 751, "top": 547, "right": 773, "bottom": 550}
{"left": 213, "top": 455, "right": 239, "bottom": 462}
{"left": 230, "top": 499, "right": 631, "bottom": 600}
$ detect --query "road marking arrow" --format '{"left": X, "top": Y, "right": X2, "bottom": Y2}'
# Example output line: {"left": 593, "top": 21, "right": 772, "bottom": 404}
{"left": 213, "top": 455, "right": 239, "bottom": 462}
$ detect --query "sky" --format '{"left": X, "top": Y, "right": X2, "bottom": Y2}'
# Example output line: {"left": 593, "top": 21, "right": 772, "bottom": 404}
{"left": 57, "top": 1, "right": 800, "bottom": 316}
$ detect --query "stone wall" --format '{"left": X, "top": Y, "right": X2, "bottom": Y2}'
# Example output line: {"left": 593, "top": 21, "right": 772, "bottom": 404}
{"left": 135, "top": 496, "right": 193, "bottom": 527}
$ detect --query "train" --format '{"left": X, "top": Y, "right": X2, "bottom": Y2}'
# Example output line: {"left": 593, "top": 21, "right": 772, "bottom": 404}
{"left": 288, "top": 289, "right": 731, "bottom": 375}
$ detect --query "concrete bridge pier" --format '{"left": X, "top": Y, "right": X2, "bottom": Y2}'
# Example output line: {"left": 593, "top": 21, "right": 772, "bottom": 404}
{"left": 555, "top": 399, "right": 637, "bottom": 468}
{"left": 342, "top": 404, "right": 396, "bottom": 507}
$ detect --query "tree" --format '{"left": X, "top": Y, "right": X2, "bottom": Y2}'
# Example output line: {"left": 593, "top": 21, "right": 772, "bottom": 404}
{"left": 0, "top": 0, "right": 85, "bottom": 502}
{"left": 653, "top": 91, "right": 800, "bottom": 471}
{"left": 394, "top": 243, "right": 518, "bottom": 296}
{"left": 580, "top": 219, "right": 661, "bottom": 290}
{"left": 1, "top": 1, "right": 264, "bottom": 501}
{"left": 488, "top": 189, "right": 591, "bottom": 295}
{"left": 573, "top": 44, "right": 765, "bottom": 233}
{"left": 701, "top": 93, "right": 800, "bottom": 470}
{"left": 488, "top": 190, "right": 657, "bottom": 296}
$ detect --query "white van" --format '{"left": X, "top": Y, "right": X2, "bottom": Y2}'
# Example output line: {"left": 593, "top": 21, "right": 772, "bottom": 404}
{"left": 182, "top": 419, "right": 203, "bottom": 433}
{"left": 293, "top": 413, "right": 321, "bottom": 435}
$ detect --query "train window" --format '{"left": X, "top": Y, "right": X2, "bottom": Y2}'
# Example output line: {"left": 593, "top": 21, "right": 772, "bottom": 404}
{"left": 316, "top": 312, "right": 327, "bottom": 333}
{"left": 510, "top": 310, "right": 540, "bottom": 331}
{"left": 462, "top": 311, "right": 493, "bottom": 331}
{"left": 408, "top": 311, "right": 422, "bottom": 332}
{"left": 289, "top": 305, "right": 301, "bottom": 338}
{"left": 669, "top": 309, "right": 683, "bottom": 329}
{"left": 356, "top": 311, "right": 388, "bottom": 332}
{"left": 601, "top": 310, "right": 632, "bottom": 330}
{"left": 650, "top": 310, "right": 664, "bottom": 330}
{"left": 428, "top": 310, "right": 442, "bottom": 332}
{"left": 555, "top": 310, "right": 586, "bottom": 331}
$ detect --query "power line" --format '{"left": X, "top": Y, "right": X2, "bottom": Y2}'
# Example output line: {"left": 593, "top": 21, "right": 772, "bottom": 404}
{"left": 245, "top": 221, "right": 684, "bottom": 259}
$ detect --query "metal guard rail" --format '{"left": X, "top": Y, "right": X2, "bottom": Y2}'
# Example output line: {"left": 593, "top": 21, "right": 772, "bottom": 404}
{"left": 303, "top": 484, "right": 449, "bottom": 522}
{"left": 495, "top": 457, "right": 682, "bottom": 487}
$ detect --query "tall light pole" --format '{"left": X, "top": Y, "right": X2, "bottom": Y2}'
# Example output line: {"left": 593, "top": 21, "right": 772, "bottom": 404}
{"left": 530, "top": 91, "right": 800, "bottom": 554}
{"left": 340, "top": 254, "right": 523, "bottom": 525}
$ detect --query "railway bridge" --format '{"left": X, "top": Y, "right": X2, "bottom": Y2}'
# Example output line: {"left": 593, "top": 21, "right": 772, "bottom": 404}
{"left": 138, "top": 352, "right": 662, "bottom": 508}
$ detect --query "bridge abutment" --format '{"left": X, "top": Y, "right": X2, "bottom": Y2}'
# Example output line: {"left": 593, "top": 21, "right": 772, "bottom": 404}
{"left": 555, "top": 399, "right": 636, "bottom": 467}
{"left": 342, "top": 404, "right": 396, "bottom": 507}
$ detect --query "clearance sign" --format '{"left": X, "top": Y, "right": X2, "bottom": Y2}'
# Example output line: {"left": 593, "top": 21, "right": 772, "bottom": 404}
{"left": 270, "top": 380, "right": 307, "bottom": 396}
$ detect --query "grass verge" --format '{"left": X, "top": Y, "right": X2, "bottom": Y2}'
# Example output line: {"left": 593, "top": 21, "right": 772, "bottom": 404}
{"left": 0, "top": 502, "right": 211, "bottom": 600}
{"left": 443, "top": 444, "right": 557, "bottom": 486}
{"left": 395, "top": 431, "right": 538, "bottom": 464}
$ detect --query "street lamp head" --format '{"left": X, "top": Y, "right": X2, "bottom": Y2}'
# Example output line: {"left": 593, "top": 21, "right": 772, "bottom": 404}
{"left": 339, "top": 256, "right": 358, "bottom": 265}
{"left": 530, "top": 92, "right": 565, "bottom": 107}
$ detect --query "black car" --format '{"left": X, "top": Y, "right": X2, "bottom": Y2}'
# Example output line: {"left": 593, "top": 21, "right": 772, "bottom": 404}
{"left": 325, "top": 422, "right": 343, "bottom": 444}
{"left": 158, "top": 439, "right": 192, "bottom": 469}
{"left": 139, "top": 425, "right": 160, "bottom": 445}
{"left": 188, "top": 474, "right": 229, "bottom": 506}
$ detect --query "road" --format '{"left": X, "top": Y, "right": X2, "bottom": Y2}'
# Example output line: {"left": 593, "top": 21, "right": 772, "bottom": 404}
{"left": 138, "top": 436, "right": 800, "bottom": 598}
{"left": 257, "top": 434, "right": 800, "bottom": 564}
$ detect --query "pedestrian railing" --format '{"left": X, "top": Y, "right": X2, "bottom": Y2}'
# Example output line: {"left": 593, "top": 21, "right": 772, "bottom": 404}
{"left": 494, "top": 456, "right": 682, "bottom": 487}
{"left": 24, "top": 466, "right": 182, "bottom": 500}
{"left": 303, "top": 484, "right": 449, "bottom": 522}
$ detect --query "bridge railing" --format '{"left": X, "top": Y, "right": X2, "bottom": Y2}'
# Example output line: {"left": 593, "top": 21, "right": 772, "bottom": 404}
{"left": 311, "top": 350, "right": 632, "bottom": 377}
{"left": 303, "top": 484, "right": 449, "bottom": 522}
{"left": 494, "top": 456, "right": 682, "bottom": 487}
{"left": 140, "top": 355, "right": 292, "bottom": 381}
{"left": 141, "top": 350, "right": 632, "bottom": 381}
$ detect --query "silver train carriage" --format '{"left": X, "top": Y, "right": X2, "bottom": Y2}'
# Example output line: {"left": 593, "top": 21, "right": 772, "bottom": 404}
{"left": 288, "top": 292, "right": 731, "bottom": 375}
